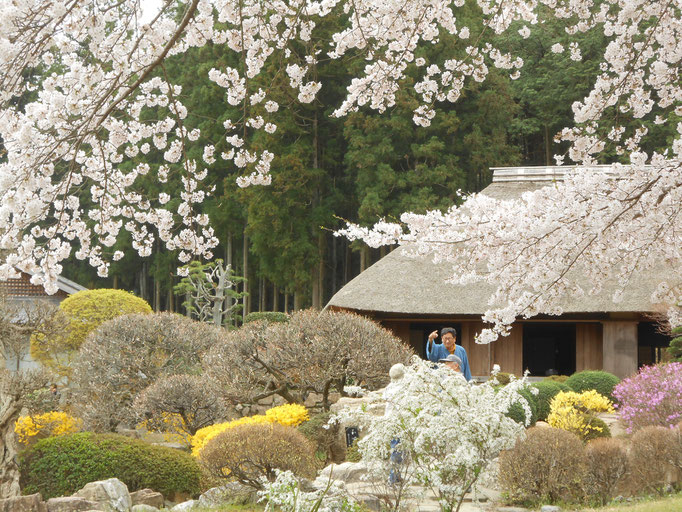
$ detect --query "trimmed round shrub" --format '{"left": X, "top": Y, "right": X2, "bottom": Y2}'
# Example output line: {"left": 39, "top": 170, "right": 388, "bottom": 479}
{"left": 565, "top": 370, "right": 620, "bottom": 402}
{"left": 199, "top": 423, "right": 317, "bottom": 489}
{"left": 30, "top": 289, "right": 152, "bottom": 378}
{"left": 612, "top": 362, "right": 682, "bottom": 433}
{"left": 505, "top": 387, "right": 538, "bottom": 426}
{"left": 244, "top": 311, "right": 289, "bottom": 324}
{"left": 73, "top": 312, "right": 226, "bottom": 431}
{"left": 627, "top": 426, "right": 679, "bottom": 495}
{"left": 494, "top": 372, "right": 513, "bottom": 385}
{"left": 19, "top": 432, "right": 201, "bottom": 499}
{"left": 582, "top": 417, "right": 611, "bottom": 442}
{"left": 532, "top": 381, "right": 571, "bottom": 421}
{"left": 544, "top": 374, "right": 570, "bottom": 383}
{"left": 499, "top": 426, "right": 587, "bottom": 505}
{"left": 584, "top": 437, "right": 628, "bottom": 505}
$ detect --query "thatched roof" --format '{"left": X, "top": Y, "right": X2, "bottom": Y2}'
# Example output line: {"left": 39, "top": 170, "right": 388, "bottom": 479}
{"left": 326, "top": 166, "right": 673, "bottom": 316}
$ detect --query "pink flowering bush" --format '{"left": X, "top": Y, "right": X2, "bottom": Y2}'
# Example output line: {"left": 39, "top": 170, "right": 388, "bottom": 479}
{"left": 612, "top": 363, "right": 682, "bottom": 433}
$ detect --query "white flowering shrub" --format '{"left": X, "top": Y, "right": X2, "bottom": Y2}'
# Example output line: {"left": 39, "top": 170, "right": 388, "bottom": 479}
{"left": 259, "top": 470, "right": 361, "bottom": 512}
{"left": 333, "top": 357, "right": 529, "bottom": 512}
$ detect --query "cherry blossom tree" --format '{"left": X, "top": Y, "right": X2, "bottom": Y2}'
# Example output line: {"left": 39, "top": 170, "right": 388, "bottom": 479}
{"left": 1, "top": 0, "right": 680, "bottom": 338}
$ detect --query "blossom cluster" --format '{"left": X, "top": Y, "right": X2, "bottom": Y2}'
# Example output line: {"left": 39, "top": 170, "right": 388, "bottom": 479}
{"left": 191, "top": 403, "right": 309, "bottom": 457}
{"left": 0, "top": 0, "right": 680, "bottom": 323}
{"left": 546, "top": 390, "right": 614, "bottom": 440}
{"left": 14, "top": 411, "right": 83, "bottom": 445}
{"left": 613, "top": 362, "right": 682, "bottom": 433}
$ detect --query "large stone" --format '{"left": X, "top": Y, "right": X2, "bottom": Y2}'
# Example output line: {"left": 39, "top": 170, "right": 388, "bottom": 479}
{"left": 198, "top": 482, "right": 256, "bottom": 508}
{"left": 130, "top": 506, "right": 158, "bottom": 512}
{"left": 129, "top": 490, "right": 163, "bottom": 509}
{"left": 73, "top": 479, "right": 132, "bottom": 512}
{"left": 169, "top": 500, "right": 199, "bottom": 511}
{"left": 0, "top": 494, "right": 47, "bottom": 512}
{"left": 46, "top": 497, "right": 101, "bottom": 512}
{"left": 317, "top": 461, "right": 369, "bottom": 486}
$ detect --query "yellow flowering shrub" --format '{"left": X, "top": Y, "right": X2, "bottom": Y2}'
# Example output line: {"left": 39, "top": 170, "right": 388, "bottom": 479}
{"left": 191, "top": 403, "right": 309, "bottom": 457}
{"left": 137, "top": 412, "right": 193, "bottom": 446}
{"left": 547, "top": 390, "right": 614, "bottom": 441}
{"left": 15, "top": 411, "right": 83, "bottom": 446}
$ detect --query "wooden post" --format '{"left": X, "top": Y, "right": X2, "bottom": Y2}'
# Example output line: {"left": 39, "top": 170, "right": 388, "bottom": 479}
{"left": 602, "top": 321, "right": 638, "bottom": 378}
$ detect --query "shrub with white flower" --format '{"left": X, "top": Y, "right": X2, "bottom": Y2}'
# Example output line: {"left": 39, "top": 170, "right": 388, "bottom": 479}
{"left": 333, "top": 357, "right": 529, "bottom": 512}
{"left": 259, "top": 469, "right": 361, "bottom": 512}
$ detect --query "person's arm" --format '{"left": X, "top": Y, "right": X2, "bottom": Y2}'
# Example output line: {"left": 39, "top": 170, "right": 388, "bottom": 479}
{"left": 455, "top": 345, "right": 473, "bottom": 381}
{"left": 425, "top": 330, "right": 440, "bottom": 362}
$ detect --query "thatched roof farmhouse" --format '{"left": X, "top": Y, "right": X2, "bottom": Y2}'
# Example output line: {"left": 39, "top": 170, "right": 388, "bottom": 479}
{"left": 327, "top": 166, "right": 674, "bottom": 379}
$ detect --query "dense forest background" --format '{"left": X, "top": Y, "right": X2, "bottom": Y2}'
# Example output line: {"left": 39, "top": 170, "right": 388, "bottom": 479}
{"left": 57, "top": 5, "right": 676, "bottom": 318}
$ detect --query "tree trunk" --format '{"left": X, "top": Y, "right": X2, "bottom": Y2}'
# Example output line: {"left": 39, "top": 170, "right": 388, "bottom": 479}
{"left": 293, "top": 292, "right": 302, "bottom": 311}
{"left": 154, "top": 279, "right": 161, "bottom": 312}
{"left": 0, "top": 398, "right": 21, "bottom": 498}
{"left": 226, "top": 232, "right": 233, "bottom": 324}
{"left": 273, "top": 285, "right": 279, "bottom": 312}
{"left": 243, "top": 232, "right": 249, "bottom": 322}
{"left": 284, "top": 293, "right": 289, "bottom": 313}
{"left": 544, "top": 124, "right": 552, "bottom": 166}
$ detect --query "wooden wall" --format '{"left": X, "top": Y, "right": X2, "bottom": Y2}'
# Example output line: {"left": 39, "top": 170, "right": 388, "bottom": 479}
{"left": 576, "top": 323, "right": 603, "bottom": 371}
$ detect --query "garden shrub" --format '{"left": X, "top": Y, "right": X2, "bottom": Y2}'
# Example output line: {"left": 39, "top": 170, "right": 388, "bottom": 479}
{"left": 72, "top": 312, "right": 225, "bottom": 431}
{"left": 345, "top": 439, "right": 361, "bottom": 463}
{"left": 244, "top": 311, "right": 289, "bottom": 324}
{"left": 297, "top": 411, "right": 344, "bottom": 464}
{"left": 668, "top": 326, "right": 682, "bottom": 361}
{"left": 30, "top": 289, "right": 151, "bottom": 378}
{"left": 191, "top": 403, "right": 310, "bottom": 457}
{"left": 582, "top": 417, "right": 611, "bottom": 442}
{"left": 612, "top": 362, "right": 682, "bottom": 433}
{"left": 19, "top": 432, "right": 201, "bottom": 499}
{"left": 14, "top": 412, "right": 82, "bottom": 447}
{"left": 565, "top": 370, "right": 620, "bottom": 402}
{"left": 199, "top": 423, "right": 317, "bottom": 489}
{"left": 505, "top": 387, "right": 538, "bottom": 426}
{"left": 531, "top": 380, "right": 571, "bottom": 421}
{"left": 499, "top": 426, "right": 587, "bottom": 505}
{"left": 133, "top": 374, "right": 226, "bottom": 442}
{"left": 544, "top": 374, "right": 570, "bottom": 383}
{"left": 547, "top": 390, "right": 614, "bottom": 441}
{"left": 584, "top": 438, "right": 628, "bottom": 505}
{"left": 627, "top": 426, "right": 679, "bottom": 495}
{"left": 494, "top": 372, "right": 513, "bottom": 385}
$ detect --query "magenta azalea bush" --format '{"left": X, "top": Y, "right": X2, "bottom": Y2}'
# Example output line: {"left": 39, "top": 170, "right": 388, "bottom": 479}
{"left": 612, "top": 363, "right": 682, "bottom": 433}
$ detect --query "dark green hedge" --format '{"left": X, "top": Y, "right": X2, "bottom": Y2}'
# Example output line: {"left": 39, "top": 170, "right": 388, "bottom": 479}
{"left": 505, "top": 387, "right": 538, "bottom": 426}
{"left": 565, "top": 370, "right": 620, "bottom": 402}
{"left": 20, "top": 432, "right": 201, "bottom": 499}
{"left": 244, "top": 311, "right": 289, "bottom": 324}
{"left": 531, "top": 380, "right": 571, "bottom": 421}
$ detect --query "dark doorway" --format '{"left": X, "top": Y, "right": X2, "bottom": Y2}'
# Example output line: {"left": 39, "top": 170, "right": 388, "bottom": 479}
{"left": 523, "top": 323, "right": 576, "bottom": 376}
{"left": 409, "top": 322, "right": 461, "bottom": 359}
{"left": 638, "top": 322, "right": 672, "bottom": 366}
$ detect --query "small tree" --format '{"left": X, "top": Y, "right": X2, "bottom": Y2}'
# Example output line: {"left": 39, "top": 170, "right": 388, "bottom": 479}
{"left": 30, "top": 289, "right": 151, "bottom": 378}
{"left": 72, "top": 312, "right": 225, "bottom": 431}
{"left": 202, "top": 309, "right": 414, "bottom": 410}
{"left": 0, "top": 368, "right": 51, "bottom": 497}
{"left": 0, "top": 296, "right": 67, "bottom": 372}
{"left": 133, "top": 374, "right": 227, "bottom": 440}
{"left": 174, "top": 260, "right": 246, "bottom": 327}
{"left": 669, "top": 326, "right": 682, "bottom": 361}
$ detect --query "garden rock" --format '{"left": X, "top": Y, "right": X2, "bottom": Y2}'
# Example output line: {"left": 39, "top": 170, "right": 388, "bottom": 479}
{"left": 198, "top": 482, "right": 256, "bottom": 507}
{"left": 317, "top": 461, "right": 369, "bottom": 485}
{"left": 169, "top": 500, "right": 199, "bottom": 511}
{"left": 130, "top": 506, "right": 158, "bottom": 512}
{"left": 73, "top": 479, "right": 132, "bottom": 512}
{"left": 0, "top": 494, "right": 47, "bottom": 512}
{"left": 46, "top": 497, "right": 102, "bottom": 512}
{"left": 130, "top": 489, "right": 163, "bottom": 509}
